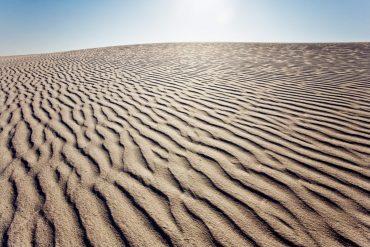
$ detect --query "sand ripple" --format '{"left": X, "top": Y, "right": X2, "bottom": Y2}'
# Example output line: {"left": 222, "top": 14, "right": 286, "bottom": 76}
{"left": 0, "top": 43, "right": 369, "bottom": 246}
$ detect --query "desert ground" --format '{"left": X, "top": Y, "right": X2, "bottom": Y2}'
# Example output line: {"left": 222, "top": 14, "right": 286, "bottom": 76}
{"left": 0, "top": 43, "right": 369, "bottom": 246}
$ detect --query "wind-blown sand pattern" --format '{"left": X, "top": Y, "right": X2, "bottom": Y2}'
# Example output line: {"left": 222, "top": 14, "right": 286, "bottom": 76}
{"left": 0, "top": 43, "right": 369, "bottom": 246}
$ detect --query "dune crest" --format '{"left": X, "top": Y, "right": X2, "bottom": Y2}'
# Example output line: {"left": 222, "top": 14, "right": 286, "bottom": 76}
{"left": 0, "top": 43, "right": 369, "bottom": 246}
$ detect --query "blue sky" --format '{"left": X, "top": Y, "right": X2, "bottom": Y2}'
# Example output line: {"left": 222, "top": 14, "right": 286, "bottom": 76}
{"left": 0, "top": 0, "right": 369, "bottom": 55}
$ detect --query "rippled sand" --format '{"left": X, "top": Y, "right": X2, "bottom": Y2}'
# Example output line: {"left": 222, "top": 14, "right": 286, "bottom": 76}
{"left": 0, "top": 43, "right": 369, "bottom": 246}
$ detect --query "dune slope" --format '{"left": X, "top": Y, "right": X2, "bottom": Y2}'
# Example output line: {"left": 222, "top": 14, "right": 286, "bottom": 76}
{"left": 0, "top": 43, "right": 370, "bottom": 246}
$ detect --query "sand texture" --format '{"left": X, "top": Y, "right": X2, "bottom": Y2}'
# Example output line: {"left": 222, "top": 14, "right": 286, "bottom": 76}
{"left": 0, "top": 43, "right": 369, "bottom": 246}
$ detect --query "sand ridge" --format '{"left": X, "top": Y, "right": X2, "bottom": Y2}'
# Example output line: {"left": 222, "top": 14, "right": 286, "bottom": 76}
{"left": 0, "top": 43, "right": 370, "bottom": 246}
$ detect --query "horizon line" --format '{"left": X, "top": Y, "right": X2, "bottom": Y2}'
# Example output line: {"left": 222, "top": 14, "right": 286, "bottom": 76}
{"left": 2, "top": 41, "right": 370, "bottom": 57}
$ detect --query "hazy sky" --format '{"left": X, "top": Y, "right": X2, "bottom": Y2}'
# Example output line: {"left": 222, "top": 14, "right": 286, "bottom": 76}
{"left": 1, "top": 0, "right": 369, "bottom": 55}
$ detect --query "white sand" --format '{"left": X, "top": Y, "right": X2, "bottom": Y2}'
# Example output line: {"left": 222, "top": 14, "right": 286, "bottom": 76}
{"left": 0, "top": 43, "right": 369, "bottom": 246}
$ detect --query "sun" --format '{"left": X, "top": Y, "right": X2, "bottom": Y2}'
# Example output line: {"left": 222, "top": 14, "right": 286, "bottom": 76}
{"left": 173, "top": 0, "right": 234, "bottom": 26}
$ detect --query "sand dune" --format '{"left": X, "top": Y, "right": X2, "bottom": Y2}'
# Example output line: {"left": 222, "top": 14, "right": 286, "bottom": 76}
{"left": 0, "top": 43, "right": 369, "bottom": 246}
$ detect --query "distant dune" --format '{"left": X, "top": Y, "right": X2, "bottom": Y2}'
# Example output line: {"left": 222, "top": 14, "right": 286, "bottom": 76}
{"left": 0, "top": 43, "right": 369, "bottom": 246}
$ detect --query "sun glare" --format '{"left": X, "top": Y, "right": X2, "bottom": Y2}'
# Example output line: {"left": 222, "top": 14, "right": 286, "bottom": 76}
{"left": 173, "top": 0, "right": 234, "bottom": 26}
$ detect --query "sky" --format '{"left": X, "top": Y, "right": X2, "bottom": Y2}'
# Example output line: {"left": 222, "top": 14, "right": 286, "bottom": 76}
{"left": 0, "top": 0, "right": 369, "bottom": 55}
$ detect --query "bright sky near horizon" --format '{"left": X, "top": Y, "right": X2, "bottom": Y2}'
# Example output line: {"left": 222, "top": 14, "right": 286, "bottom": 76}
{"left": 0, "top": 0, "right": 369, "bottom": 55}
